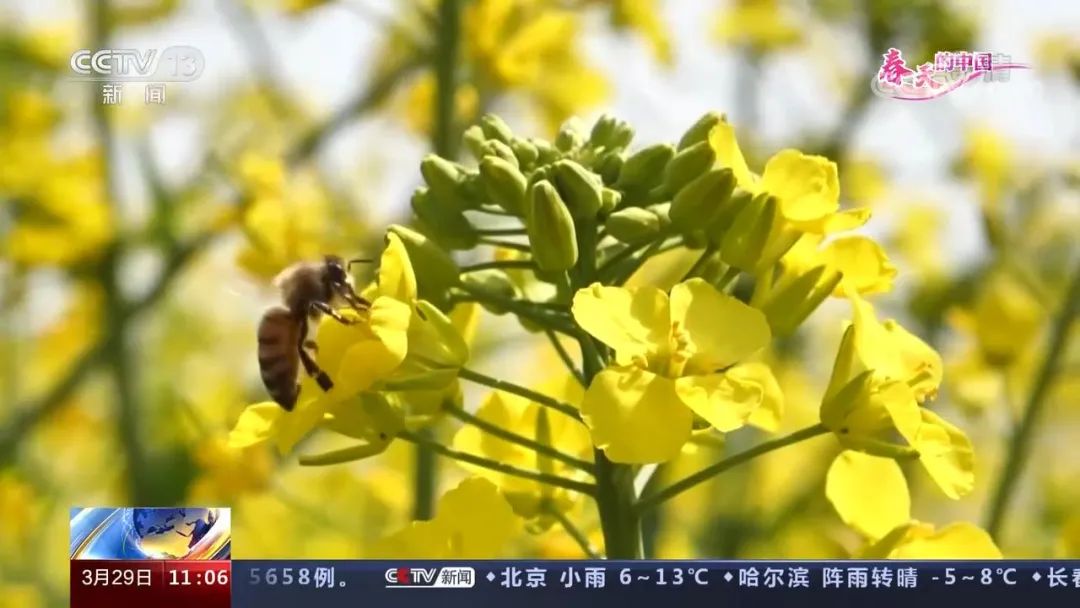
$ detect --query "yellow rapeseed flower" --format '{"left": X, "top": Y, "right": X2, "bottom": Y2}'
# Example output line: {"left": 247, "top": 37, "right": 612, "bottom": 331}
{"left": 229, "top": 231, "right": 468, "bottom": 457}
{"left": 452, "top": 386, "right": 592, "bottom": 522}
{"left": 827, "top": 450, "right": 1001, "bottom": 558}
{"left": 713, "top": 0, "right": 803, "bottom": 53}
{"left": 463, "top": 0, "right": 607, "bottom": 131}
{"left": 572, "top": 279, "right": 780, "bottom": 463}
{"left": 710, "top": 121, "right": 870, "bottom": 235}
{"left": 822, "top": 293, "right": 974, "bottom": 499}
{"left": 371, "top": 477, "right": 520, "bottom": 558}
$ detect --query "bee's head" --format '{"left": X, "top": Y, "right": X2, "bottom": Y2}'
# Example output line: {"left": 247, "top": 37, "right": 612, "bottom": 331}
{"left": 323, "top": 254, "right": 349, "bottom": 286}
{"left": 323, "top": 254, "right": 372, "bottom": 311}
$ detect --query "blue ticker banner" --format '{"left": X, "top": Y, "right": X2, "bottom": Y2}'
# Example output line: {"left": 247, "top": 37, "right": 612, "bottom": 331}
{"left": 230, "top": 560, "right": 1080, "bottom": 607}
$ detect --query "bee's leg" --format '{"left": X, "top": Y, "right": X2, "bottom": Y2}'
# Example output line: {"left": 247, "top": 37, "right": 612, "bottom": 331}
{"left": 297, "top": 323, "right": 333, "bottom": 392}
{"left": 309, "top": 301, "right": 355, "bottom": 325}
{"left": 337, "top": 285, "right": 371, "bottom": 312}
{"left": 303, "top": 340, "right": 318, "bottom": 352}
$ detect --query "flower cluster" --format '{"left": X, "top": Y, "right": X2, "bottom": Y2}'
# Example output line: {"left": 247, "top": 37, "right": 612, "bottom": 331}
{"left": 229, "top": 110, "right": 995, "bottom": 559}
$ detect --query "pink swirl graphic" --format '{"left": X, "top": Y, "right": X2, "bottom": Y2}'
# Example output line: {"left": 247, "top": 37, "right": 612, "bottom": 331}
{"left": 872, "top": 64, "right": 1030, "bottom": 101}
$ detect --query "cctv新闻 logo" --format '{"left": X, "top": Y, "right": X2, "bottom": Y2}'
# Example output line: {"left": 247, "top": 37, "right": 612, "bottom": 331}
{"left": 69, "top": 46, "right": 205, "bottom": 82}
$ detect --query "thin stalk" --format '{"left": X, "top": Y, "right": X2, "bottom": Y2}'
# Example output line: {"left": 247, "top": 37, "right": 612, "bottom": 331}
{"left": 445, "top": 406, "right": 594, "bottom": 473}
{"left": 478, "top": 238, "right": 531, "bottom": 252}
{"left": 398, "top": 430, "right": 596, "bottom": 495}
{"left": 476, "top": 227, "right": 527, "bottom": 237}
{"left": 460, "top": 259, "right": 535, "bottom": 273}
{"left": 985, "top": 262, "right": 1080, "bottom": 539}
{"left": 545, "top": 329, "right": 585, "bottom": 386}
{"left": 549, "top": 505, "right": 602, "bottom": 559}
{"left": 635, "top": 424, "right": 829, "bottom": 513}
{"left": 457, "top": 367, "right": 581, "bottom": 421}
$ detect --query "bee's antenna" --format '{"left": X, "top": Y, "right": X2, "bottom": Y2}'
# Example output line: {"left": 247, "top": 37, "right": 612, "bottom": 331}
{"left": 347, "top": 258, "right": 374, "bottom": 269}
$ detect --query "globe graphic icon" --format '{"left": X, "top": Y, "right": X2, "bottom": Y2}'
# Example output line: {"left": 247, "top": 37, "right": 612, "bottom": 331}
{"left": 128, "top": 508, "right": 217, "bottom": 559}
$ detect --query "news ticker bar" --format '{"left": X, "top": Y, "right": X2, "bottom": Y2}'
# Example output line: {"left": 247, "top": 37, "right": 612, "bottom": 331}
{"left": 72, "top": 560, "right": 1080, "bottom": 607}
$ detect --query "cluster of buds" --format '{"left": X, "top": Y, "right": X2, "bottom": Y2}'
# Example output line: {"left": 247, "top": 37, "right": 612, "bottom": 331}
{"left": 411, "top": 110, "right": 844, "bottom": 343}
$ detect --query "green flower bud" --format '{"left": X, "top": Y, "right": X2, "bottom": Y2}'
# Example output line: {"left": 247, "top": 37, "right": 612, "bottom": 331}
{"left": 589, "top": 114, "right": 634, "bottom": 150}
{"left": 555, "top": 119, "right": 585, "bottom": 153}
{"left": 551, "top": 160, "right": 603, "bottom": 219}
{"left": 615, "top": 143, "right": 675, "bottom": 194}
{"left": 460, "top": 173, "right": 488, "bottom": 207}
{"left": 420, "top": 154, "right": 470, "bottom": 209}
{"left": 605, "top": 206, "right": 662, "bottom": 243}
{"left": 480, "top": 139, "right": 518, "bottom": 166}
{"left": 463, "top": 125, "right": 487, "bottom": 159}
{"left": 479, "top": 156, "right": 528, "bottom": 216}
{"left": 510, "top": 138, "right": 539, "bottom": 169}
{"left": 480, "top": 114, "right": 513, "bottom": 144}
{"left": 526, "top": 180, "right": 578, "bottom": 272}
{"left": 720, "top": 193, "right": 778, "bottom": 271}
{"left": 387, "top": 224, "right": 461, "bottom": 308}
{"left": 704, "top": 189, "right": 752, "bottom": 246}
{"left": 669, "top": 168, "right": 735, "bottom": 232}
{"left": 533, "top": 138, "right": 560, "bottom": 165}
{"left": 659, "top": 140, "right": 717, "bottom": 197}
{"left": 460, "top": 269, "right": 518, "bottom": 314}
{"left": 678, "top": 111, "right": 724, "bottom": 150}
{"left": 594, "top": 151, "right": 624, "bottom": 185}
{"left": 411, "top": 188, "right": 478, "bottom": 250}
{"left": 760, "top": 264, "right": 843, "bottom": 336}
{"left": 600, "top": 187, "right": 622, "bottom": 214}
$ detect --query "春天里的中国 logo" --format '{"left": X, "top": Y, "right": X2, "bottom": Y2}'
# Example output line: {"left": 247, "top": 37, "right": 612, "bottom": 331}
{"left": 871, "top": 48, "right": 1029, "bottom": 101}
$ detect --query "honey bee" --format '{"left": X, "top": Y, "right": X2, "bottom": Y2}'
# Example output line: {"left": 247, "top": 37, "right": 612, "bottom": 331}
{"left": 257, "top": 255, "right": 371, "bottom": 410}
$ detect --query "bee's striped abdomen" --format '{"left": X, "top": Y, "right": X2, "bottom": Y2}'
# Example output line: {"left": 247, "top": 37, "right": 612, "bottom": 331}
{"left": 257, "top": 306, "right": 302, "bottom": 410}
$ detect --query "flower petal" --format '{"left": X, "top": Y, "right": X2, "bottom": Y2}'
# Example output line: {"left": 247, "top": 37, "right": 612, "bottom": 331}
{"left": 581, "top": 367, "right": 691, "bottom": 463}
{"left": 708, "top": 121, "right": 757, "bottom": 191}
{"left": 435, "top": 477, "right": 521, "bottom": 558}
{"left": 228, "top": 402, "right": 284, "bottom": 448}
{"left": 732, "top": 362, "right": 785, "bottom": 432}
{"left": 675, "top": 372, "right": 761, "bottom": 432}
{"left": 378, "top": 231, "right": 418, "bottom": 301}
{"left": 572, "top": 283, "right": 670, "bottom": 366}
{"left": 905, "top": 409, "right": 975, "bottom": 499}
{"left": 670, "top": 278, "right": 771, "bottom": 371}
{"left": 821, "top": 236, "right": 897, "bottom": 297}
{"left": 850, "top": 292, "right": 943, "bottom": 402}
{"left": 872, "top": 521, "right": 1002, "bottom": 559}
{"left": 760, "top": 149, "right": 839, "bottom": 223}
{"left": 826, "top": 450, "right": 911, "bottom": 540}
{"left": 815, "top": 207, "right": 872, "bottom": 233}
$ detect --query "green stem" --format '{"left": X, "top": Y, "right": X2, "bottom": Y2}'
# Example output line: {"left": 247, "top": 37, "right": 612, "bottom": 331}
{"left": 985, "top": 262, "right": 1080, "bottom": 539}
{"left": 460, "top": 259, "right": 535, "bottom": 273}
{"left": 478, "top": 238, "right": 531, "bottom": 252}
{"left": 455, "top": 283, "right": 575, "bottom": 333}
{"left": 572, "top": 222, "right": 644, "bottom": 559}
{"left": 431, "top": 0, "right": 460, "bottom": 159}
{"left": 457, "top": 367, "right": 581, "bottom": 420}
{"left": 445, "top": 405, "right": 594, "bottom": 473}
{"left": 397, "top": 429, "right": 595, "bottom": 495}
{"left": 476, "top": 227, "right": 527, "bottom": 237}
{"left": 635, "top": 424, "right": 829, "bottom": 513}
{"left": 548, "top": 504, "right": 602, "bottom": 559}
{"left": 407, "top": 0, "right": 462, "bottom": 522}
{"left": 545, "top": 329, "right": 585, "bottom": 386}
{"left": 91, "top": 0, "right": 154, "bottom": 505}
